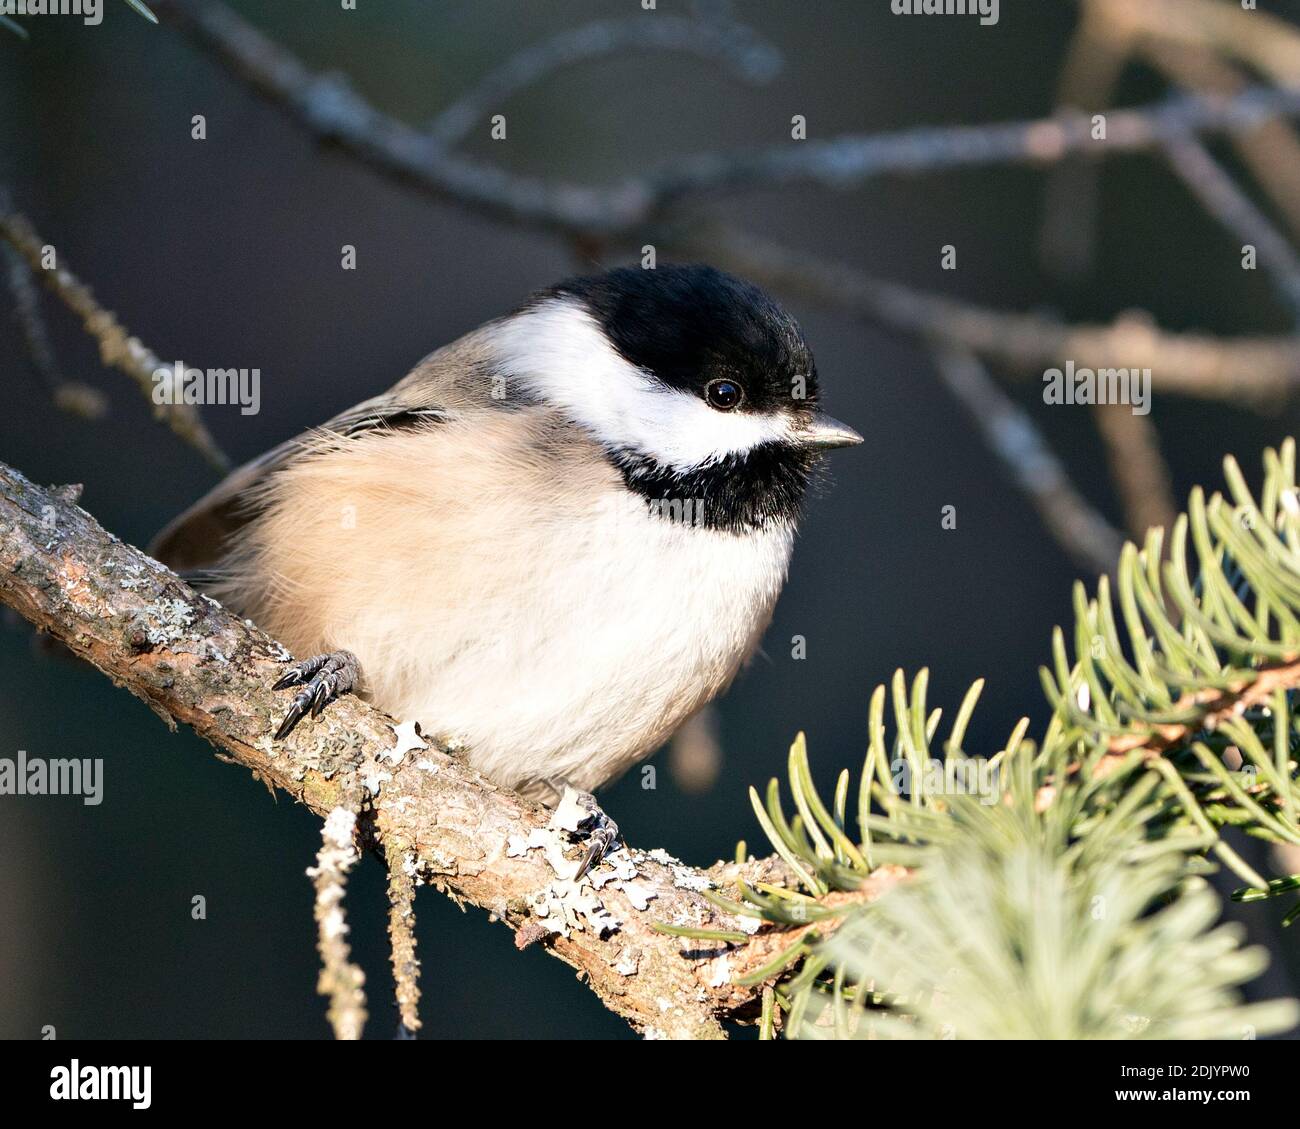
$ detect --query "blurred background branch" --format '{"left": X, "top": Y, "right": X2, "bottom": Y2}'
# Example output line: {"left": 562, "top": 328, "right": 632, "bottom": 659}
{"left": 158, "top": 0, "right": 1300, "bottom": 231}
{"left": 0, "top": 202, "right": 229, "bottom": 471}
{"left": 2, "top": 238, "right": 107, "bottom": 424}
{"left": 930, "top": 344, "right": 1124, "bottom": 575}
{"left": 425, "top": 12, "right": 784, "bottom": 147}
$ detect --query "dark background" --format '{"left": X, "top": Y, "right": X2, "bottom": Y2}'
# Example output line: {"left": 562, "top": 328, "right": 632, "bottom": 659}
{"left": 2, "top": 0, "right": 1299, "bottom": 1038}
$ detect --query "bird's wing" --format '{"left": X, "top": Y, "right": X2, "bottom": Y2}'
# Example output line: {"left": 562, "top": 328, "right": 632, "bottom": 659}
{"left": 148, "top": 330, "right": 494, "bottom": 572}
{"left": 148, "top": 399, "right": 449, "bottom": 572}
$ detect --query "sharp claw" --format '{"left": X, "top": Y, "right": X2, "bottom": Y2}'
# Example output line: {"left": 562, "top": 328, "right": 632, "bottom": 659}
{"left": 575, "top": 842, "right": 602, "bottom": 881}
{"left": 310, "top": 679, "right": 332, "bottom": 718}
{"left": 575, "top": 828, "right": 617, "bottom": 880}
{"left": 274, "top": 700, "right": 309, "bottom": 740}
{"left": 272, "top": 670, "right": 303, "bottom": 691}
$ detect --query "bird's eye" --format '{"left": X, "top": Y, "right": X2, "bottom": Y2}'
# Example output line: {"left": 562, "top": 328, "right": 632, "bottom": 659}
{"left": 705, "top": 378, "right": 744, "bottom": 411}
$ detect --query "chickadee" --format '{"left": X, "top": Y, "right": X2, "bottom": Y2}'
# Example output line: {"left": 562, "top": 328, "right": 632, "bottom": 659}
{"left": 151, "top": 264, "right": 860, "bottom": 869}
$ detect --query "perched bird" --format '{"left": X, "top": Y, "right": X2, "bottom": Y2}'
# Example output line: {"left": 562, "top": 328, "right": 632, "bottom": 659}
{"left": 151, "top": 263, "right": 861, "bottom": 871}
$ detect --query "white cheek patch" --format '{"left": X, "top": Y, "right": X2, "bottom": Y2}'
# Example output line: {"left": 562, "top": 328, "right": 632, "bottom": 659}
{"left": 491, "top": 298, "right": 795, "bottom": 469}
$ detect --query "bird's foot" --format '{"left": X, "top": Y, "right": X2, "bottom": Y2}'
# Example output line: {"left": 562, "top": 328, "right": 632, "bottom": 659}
{"left": 540, "top": 779, "right": 622, "bottom": 878}
{"left": 564, "top": 787, "right": 622, "bottom": 880}
{"left": 271, "top": 650, "right": 360, "bottom": 740}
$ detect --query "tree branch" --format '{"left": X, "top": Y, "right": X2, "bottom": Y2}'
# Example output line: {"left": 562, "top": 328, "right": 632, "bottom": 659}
{"left": 156, "top": 0, "right": 1300, "bottom": 238}
{"left": 0, "top": 457, "right": 901, "bottom": 1038}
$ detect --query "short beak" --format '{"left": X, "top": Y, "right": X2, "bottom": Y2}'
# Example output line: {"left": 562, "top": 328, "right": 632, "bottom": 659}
{"left": 801, "top": 412, "right": 864, "bottom": 451}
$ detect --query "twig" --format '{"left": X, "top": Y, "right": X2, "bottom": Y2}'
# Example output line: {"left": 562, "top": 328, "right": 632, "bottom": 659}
{"left": 308, "top": 793, "right": 368, "bottom": 1040}
{"left": 648, "top": 78, "right": 1299, "bottom": 211}
{"left": 0, "top": 206, "right": 229, "bottom": 471}
{"left": 931, "top": 344, "right": 1125, "bottom": 577}
{"left": 1163, "top": 135, "right": 1300, "bottom": 322}
{"left": 156, "top": 0, "right": 1300, "bottom": 238}
{"left": 1083, "top": 0, "right": 1300, "bottom": 89}
{"left": 2, "top": 240, "right": 107, "bottom": 421}
{"left": 1090, "top": 403, "right": 1178, "bottom": 541}
{"left": 1138, "top": 34, "right": 1300, "bottom": 243}
{"left": 0, "top": 458, "right": 904, "bottom": 1038}
{"left": 155, "top": 0, "right": 651, "bottom": 236}
{"left": 427, "top": 15, "right": 781, "bottom": 147}
{"left": 1100, "top": 655, "right": 1300, "bottom": 773}
{"left": 1037, "top": 0, "right": 1136, "bottom": 279}
{"left": 386, "top": 856, "right": 421, "bottom": 1036}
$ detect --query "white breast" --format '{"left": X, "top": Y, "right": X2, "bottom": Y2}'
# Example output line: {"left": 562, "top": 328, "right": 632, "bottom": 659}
{"left": 415, "top": 491, "right": 794, "bottom": 794}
